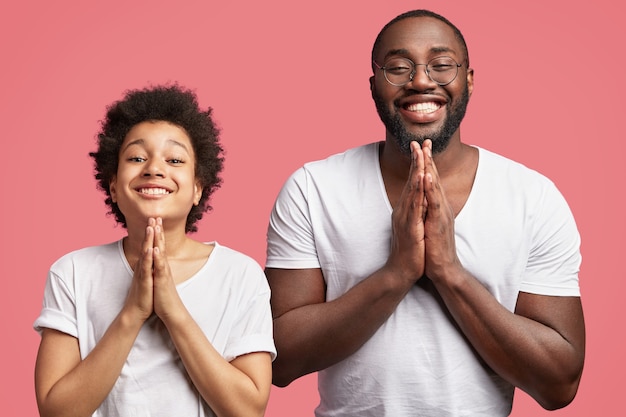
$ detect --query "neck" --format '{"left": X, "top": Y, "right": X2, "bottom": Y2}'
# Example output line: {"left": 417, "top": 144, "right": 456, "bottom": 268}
{"left": 123, "top": 219, "right": 190, "bottom": 259}
{"left": 380, "top": 133, "right": 467, "bottom": 181}
{"left": 379, "top": 133, "right": 478, "bottom": 215}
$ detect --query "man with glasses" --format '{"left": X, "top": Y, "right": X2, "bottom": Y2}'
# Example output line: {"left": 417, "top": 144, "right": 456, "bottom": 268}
{"left": 265, "top": 9, "right": 585, "bottom": 417}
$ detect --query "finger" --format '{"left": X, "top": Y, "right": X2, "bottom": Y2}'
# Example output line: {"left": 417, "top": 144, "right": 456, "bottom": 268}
{"left": 398, "top": 142, "right": 424, "bottom": 208}
{"left": 141, "top": 242, "right": 154, "bottom": 280}
{"left": 155, "top": 218, "right": 165, "bottom": 255}
{"left": 422, "top": 139, "right": 439, "bottom": 179}
{"left": 424, "top": 172, "right": 437, "bottom": 210}
{"left": 407, "top": 141, "right": 426, "bottom": 222}
{"left": 142, "top": 221, "right": 155, "bottom": 256}
{"left": 411, "top": 140, "right": 425, "bottom": 181}
{"left": 422, "top": 140, "right": 443, "bottom": 216}
{"left": 152, "top": 220, "right": 168, "bottom": 277}
{"left": 152, "top": 245, "right": 166, "bottom": 277}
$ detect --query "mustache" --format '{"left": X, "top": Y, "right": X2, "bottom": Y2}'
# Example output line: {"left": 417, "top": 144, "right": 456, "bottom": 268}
{"left": 393, "top": 91, "right": 449, "bottom": 105}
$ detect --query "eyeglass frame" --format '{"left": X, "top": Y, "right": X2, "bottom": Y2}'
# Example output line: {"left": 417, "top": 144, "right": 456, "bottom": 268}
{"left": 373, "top": 56, "right": 465, "bottom": 87}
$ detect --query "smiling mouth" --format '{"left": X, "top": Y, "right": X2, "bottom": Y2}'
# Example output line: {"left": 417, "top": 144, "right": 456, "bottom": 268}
{"left": 138, "top": 188, "right": 171, "bottom": 195}
{"left": 405, "top": 102, "right": 442, "bottom": 113}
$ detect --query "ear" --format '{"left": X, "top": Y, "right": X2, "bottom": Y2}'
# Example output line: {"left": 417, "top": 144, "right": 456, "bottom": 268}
{"left": 466, "top": 67, "right": 474, "bottom": 97}
{"left": 109, "top": 176, "right": 118, "bottom": 203}
{"left": 369, "top": 75, "right": 380, "bottom": 103}
{"left": 193, "top": 180, "right": 203, "bottom": 206}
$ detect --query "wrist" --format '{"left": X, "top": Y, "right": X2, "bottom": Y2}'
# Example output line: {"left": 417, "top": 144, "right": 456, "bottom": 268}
{"left": 381, "top": 262, "right": 423, "bottom": 292}
{"left": 158, "top": 300, "right": 191, "bottom": 329}
{"left": 428, "top": 261, "right": 468, "bottom": 291}
{"left": 117, "top": 306, "right": 149, "bottom": 333}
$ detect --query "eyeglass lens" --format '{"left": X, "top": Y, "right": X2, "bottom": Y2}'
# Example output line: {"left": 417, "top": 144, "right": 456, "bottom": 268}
{"left": 383, "top": 57, "right": 459, "bottom": 86}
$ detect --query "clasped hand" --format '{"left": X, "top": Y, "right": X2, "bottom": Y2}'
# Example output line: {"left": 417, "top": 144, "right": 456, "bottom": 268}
{"left": 125, "top": 217, "right": 181, "bottom": 323}
{"left": 388, "top": 140, "right": 459, "bottom": 285}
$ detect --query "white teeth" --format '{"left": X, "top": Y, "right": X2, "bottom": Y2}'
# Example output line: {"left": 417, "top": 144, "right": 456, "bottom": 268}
{"left": 139, "top": 188, "right": 170, "bottom": 195}
{"left": 407, "top": 102, "right": 441, "bottom": 113}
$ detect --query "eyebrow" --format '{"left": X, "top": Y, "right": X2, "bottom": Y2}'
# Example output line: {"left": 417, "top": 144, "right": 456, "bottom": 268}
{"left": 122, "top": 138, "right": 191, "bottom": 154}
{"left": 384, "top": 46, "right": 458, "bottom": 60}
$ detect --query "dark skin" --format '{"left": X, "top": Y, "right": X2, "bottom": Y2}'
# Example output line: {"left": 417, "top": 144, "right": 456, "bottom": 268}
{"left": 266, "top": 16, "right": 585, "bottom": 410}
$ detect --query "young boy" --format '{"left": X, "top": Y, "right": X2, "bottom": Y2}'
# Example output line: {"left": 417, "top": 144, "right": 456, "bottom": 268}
{"left": 34, "top": 85, "right": 275, "bottom": 417}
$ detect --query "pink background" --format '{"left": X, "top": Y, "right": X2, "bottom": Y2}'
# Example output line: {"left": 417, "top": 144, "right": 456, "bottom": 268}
{"left": 1, "top": 1, "right": 623, "bottom": 415}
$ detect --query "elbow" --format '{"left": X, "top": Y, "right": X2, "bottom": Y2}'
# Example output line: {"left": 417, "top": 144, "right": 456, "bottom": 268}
{"left": 529, "top": 346, "right": 585, "bottom": 410}
{"left": 538, "top": 390, "right": 577, "bottom": 411}
{"left": 539, "top": 381, "right": 581, "bottom": 411}
{"left": 250, "top": 402, "right": 270, "bottom": 417}
{"left": 533, "top": 370, "right": 583, "bottom": 411}
{"left": 271, "top": 361, "right": 298, "bottom": 388}
{"left": 272, "top": 376, "right": 292, "bottom": 388}
{"left": 270, "top": 353, "right": 309, "bottom": 388}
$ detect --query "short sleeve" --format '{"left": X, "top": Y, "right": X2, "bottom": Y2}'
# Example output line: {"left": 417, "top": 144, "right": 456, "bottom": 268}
{"left": 519, "top": 182, "right": 581, "bottom": 296}
{"left": 223, "top": 261, "right": 277, "bottom": 362}
{"left": 33, "top": 269, "right": 78, "bottom": 337}
{"left": 266, "top": 167, "right": 321, "bottom": 269}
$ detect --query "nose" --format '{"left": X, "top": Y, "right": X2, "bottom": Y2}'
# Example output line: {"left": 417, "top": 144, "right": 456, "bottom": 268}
{"left": 142, "top": 160, "right": 165, "bottom": 178}
{"left": 406, "top": 63, "right": 436, "bottom": 90}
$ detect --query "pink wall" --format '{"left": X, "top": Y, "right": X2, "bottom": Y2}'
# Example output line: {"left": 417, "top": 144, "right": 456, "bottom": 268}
{"left": 1, "top": 1, "right": 622, "bottom": 415}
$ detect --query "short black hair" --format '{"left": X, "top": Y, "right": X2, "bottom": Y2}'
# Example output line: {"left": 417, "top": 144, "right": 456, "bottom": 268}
{"left": 371, "top": 9, "right": 470, "bottom": 70}
{"left": 89, "top": 84, "right": 224, "bottom": 233}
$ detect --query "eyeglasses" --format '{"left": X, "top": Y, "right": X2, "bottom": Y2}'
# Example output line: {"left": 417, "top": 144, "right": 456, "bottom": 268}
{"left": 373, "top": 56, "right": 463, "bottom": 87}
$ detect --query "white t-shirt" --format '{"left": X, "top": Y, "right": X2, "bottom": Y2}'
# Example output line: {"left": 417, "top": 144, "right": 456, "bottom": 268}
{"left": 266, "top": 142, "right": 581, "bottom": 417}
{"left": 34, "top": 240, "right": 276, "bottom": 417}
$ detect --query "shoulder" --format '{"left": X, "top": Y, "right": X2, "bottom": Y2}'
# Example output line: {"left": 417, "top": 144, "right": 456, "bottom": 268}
{"left": 211, "top": 243, "right": 264, "bottom": 274}
{"left": 477, "top": 147, "right": 556, "bottom": 189}
{"left": 282, "top": 143, "right": 379, "bottom": 191}
{"left": 50, "top": 241, "right": 120, "bottom": 272}
{"left": 302, "top": 142, "right": 378, "bottom": 174}
{"left": 210, "top": 243, "right": 270, "bottom": 293}
{"left": 475, "top": 148, "right": 574, "bottom": 222}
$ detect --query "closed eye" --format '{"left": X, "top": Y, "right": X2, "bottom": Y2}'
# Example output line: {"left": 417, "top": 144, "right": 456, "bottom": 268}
{"left": 386, "top": 65, "right": 411, "bottom": 74}
{"left": 430, "top": 64, "right": 454, "bottom": 72}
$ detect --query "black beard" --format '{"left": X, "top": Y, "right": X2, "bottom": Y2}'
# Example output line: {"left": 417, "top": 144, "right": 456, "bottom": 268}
{"left": 373, "top": 86, "right": 470, "bottom": 155}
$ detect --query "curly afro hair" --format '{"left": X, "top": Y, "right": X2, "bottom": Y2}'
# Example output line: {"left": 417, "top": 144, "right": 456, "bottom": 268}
{"left": 89, "top": 84, "right": 224, "bottom": 233}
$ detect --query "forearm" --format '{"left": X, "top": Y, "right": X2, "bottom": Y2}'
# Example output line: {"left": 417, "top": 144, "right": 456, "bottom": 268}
{"left": 37, "top": 310, "right": 144, "bottom": 417}
{"left": 272, "top": 267, "right": 413, "bottom": 386}
{"left": 163, "top": 310, "right": 270, "bottom": 417}
{"left": 433, "top": 268, "right": 584, "bottom": 409}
